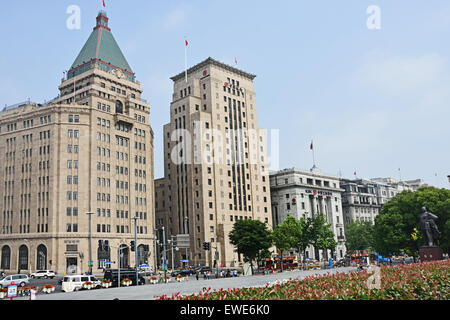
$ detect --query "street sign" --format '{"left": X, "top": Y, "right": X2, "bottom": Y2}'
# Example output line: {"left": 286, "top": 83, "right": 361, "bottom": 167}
{"left": 7, "top": 284, "right": 18, "bottom": 299}
{"left": 180, "top": 259, "right": 189, "bottom": 263}
{"left": 140, "top": 264, "right": 149, "bottom": 268}
{"left": 176, "top": 234, "right": 190, "bottom": 248}
{"left": 88, "top": 260, "right": 94, "bottom": 267}
{"left": 105, "top": 261, "right": 114, "bottom": 264}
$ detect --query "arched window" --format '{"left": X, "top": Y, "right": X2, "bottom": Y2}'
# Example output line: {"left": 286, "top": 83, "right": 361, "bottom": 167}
{"left": 137, "top": 244, "right": 148, "bottom": 266}
{"left": 119, "top": 244, "right": 129, "bottom": 268}
{"left": 18, "top": 245, "right": 28, "bottom": 271}
{"left": 37, "top": 245, "right": 47, "bottom": 270}
{"left": 115, "top": 100, "right": 123, "bottom": 114}
{"left": 1, "top": 245, "right": 11, "bottom": 270}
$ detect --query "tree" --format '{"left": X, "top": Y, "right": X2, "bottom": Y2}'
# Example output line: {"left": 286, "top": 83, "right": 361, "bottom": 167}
{"left": 272, "top": 216, "right": 302, "bottom": 271}
{"left": 272, "top": 216, "right": 297, "bottom": 253}
{"left": 309, "top": 214, "right": 337, "bottom": 260}
{"left": 229, "top": 219, "right": 273, "bottom": 275}
{"left": 345, "top": 221, "right": 375, "bottom": 254}
{"left": 374, "top": 187, "right": 450, "bottom": 257}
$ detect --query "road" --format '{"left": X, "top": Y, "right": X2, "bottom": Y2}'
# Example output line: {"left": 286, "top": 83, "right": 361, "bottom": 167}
{"left": 16, "top": 267, "right": 355, "bottom": 300}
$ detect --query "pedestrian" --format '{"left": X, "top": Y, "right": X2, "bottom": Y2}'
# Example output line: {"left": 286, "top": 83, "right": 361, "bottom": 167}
{"left": 30, "top": 287, "right": 37, "bottom": 301}
{"left": 195, "top": 272, "right": 199, "bottom": 281}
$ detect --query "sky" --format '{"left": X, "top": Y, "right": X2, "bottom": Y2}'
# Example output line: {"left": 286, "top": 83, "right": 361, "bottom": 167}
{"left": 0, "top": 0, "right": 449, "bottom": 188}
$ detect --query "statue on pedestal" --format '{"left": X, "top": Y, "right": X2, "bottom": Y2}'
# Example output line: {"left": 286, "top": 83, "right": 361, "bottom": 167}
{"left": 418, "top": 207, "right": 440, "bottom": 247}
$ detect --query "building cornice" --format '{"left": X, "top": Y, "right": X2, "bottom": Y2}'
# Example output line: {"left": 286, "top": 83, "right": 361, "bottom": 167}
{"left": 170, "top": 57, "right": 257, "bottom": 82}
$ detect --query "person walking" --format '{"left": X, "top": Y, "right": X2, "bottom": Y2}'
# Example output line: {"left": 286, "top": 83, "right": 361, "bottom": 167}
{"left": 195, "top": 272, "right": 199, "bottom": 281}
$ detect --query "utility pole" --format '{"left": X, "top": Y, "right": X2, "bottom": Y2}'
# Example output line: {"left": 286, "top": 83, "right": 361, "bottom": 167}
{"left": 133, "top": 216, "right": 139, "bottom": 285}
{"left": 118, "top": 246, "right": 121, "bottom": 288}
{"left": 86, "top": 212, "right": 94, "bottom": 275}
{"left": 184, "top": 216, "right": 189, "bottom": 267}
{"left": 153, "top": 229, "right": 158, "bottom": 271}
{"left": 162, "top": 227, "right": 167, "bottom": 283}
{"left": 170, "top": 235, "right": 176, "bottom": 270}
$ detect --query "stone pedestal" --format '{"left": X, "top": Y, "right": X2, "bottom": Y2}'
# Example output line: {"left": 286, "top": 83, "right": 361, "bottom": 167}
{"left": 419, "top": 246, "right": 443, "bottom": 262}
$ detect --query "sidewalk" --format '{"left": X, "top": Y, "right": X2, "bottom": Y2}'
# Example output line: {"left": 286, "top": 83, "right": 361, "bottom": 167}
{"left": 18, "top": 266, "right": 354, "bottom": 300}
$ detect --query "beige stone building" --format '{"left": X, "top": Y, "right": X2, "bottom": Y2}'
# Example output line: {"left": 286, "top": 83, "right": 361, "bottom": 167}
{"left": 270, "top": 167, "right": 347, "bottom": 260}
{"left": 155, "top": 58, "right": 272, "bottom": 268}
{"left": 0, "top": 11, "right": 155, "bottom": 275}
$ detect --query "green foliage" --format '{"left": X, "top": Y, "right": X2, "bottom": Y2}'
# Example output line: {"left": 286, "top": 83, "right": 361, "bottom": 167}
{"left": 345, "top": 221, "right": 375, "bottom": 253}
{"left": 374, "top": 187, "right": 450, "bottom": 256}
{"left": 309, "top": 214, "right": 337, "bottom": 253}
{"left": 162, "top": 260, "right": 450, "bottom": 300}
{"left": 229, "top": 219, "right": 273, "bottom": 272}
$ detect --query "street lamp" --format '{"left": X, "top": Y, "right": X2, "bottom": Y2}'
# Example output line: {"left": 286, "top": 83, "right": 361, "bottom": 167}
{"left": 86, "top": 211, "right": 94, "bottom": 275}
{"left": 133, "top": 216, "right": 139, "bottom": 284}
{"left": 184, "top": 216, "right": 189, "bottom": 267}
{"left": 153, "top": 229, "right": 158, "bottom": 271}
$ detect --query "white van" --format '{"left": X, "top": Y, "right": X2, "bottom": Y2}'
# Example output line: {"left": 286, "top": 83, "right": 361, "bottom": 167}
{"left": 61, "top": 275, "right": 101, "bottom": 293}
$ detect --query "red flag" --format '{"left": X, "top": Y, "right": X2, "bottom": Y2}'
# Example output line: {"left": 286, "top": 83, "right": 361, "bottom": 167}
{"left": 235, "top": 57, "right": 238, "bottom": 65}
{"left": 102, "top": 0, "right": 106, "bottom": 7}
{"left": 185, "top": 39, "right": 188, "bottom": 46}
{"left": 354, "top": 171, "right": 357, "bottom": 176}
{"left": 310, "top": 141, "right": 313, "bottom": 150}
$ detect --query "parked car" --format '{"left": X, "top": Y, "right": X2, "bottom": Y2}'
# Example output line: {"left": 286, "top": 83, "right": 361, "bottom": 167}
{"left": 103, "top": 269, "right": 145, "bottom": 287}
{"left": 195, "top": 266, "right": 212, "bottom": 274}
{"left": 0, "top": 274, "right": 30, "bottom": 288}
{"left": 171, "top": 269, "right": 196, "bottom": 277}
{"left": 61, "top": 275, "right": 101, "bottom": 293}
{"left": 30, "top": 270, "right": 56, "bottom": 279}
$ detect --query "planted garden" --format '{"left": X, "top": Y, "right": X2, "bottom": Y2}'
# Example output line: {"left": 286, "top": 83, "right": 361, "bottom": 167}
{"left": 157, "top": 260, "right": 449, "bottom": 300}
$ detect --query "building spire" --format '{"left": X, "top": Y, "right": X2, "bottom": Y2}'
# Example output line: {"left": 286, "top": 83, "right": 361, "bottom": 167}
{"left": 94, "top": 11, "right": 110, "bottom": 31}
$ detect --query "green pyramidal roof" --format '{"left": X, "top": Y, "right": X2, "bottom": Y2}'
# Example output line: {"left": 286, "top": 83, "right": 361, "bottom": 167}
{"left": 68, "top": 11, "right": 135, "bottom": 82}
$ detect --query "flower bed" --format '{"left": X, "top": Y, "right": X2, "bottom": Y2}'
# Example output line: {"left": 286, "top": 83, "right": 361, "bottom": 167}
{"left": 121, "top": 278, "right": 132, "bottom": 286}
{"left": 101, "top": 280, "right": 112, "bottom": 288}
{"left": 0, "top": 288, "right": 6, "bottom": 299}
{"left": 42, "top": 284, "right": 55, "bottom": 294}
{"left": 157, "top": 260, "right": 450, "bottom": 300}
{"left": 82, "top": 281, "right": 94, "bottom": 290}
{"left": 149, "top": 277, "right": 158, "bottom": 284}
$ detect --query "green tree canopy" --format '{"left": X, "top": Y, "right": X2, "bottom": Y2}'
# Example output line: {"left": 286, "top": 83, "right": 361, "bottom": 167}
{"left": 374, "top": 187, "right": 450, "bottom": 256}
{"left": 345, "top": 221, "right": 375, "bottom": 253}
{"left": 229, "top": 219, "right": 273, "bottom": 274}
{"left": 309, "top": 214, "right": 337, "bottom": 259}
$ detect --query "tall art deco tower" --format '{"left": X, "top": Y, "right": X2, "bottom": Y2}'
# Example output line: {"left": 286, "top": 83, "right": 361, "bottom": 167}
{"left": 0, "top": 12, "right": 155, "bottom": 274}
{"left": 155, "top": 58, "right": 272, "bottom": 268}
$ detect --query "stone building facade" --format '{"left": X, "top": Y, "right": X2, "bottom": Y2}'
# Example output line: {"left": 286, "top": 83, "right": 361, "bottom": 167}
{"left": 0, "top": 12, "right": 155, "bottom": 275}
{"left": 270, "top": 167, "right": 347, "bottom": 260}
{"left": 155, "top": 58, "right": 272, "bottom": 268}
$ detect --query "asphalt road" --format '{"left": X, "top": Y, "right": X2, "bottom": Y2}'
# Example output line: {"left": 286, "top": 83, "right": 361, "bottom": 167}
{"left": 17, "top": 266, "right": 355, "bottom": 300}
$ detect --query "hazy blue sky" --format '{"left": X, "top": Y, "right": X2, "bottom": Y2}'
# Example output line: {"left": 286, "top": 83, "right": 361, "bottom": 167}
{"left": 0, "top": 0, "right": 449, "bottom": 188}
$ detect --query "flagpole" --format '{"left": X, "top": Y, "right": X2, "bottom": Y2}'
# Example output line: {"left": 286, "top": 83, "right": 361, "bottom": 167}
{"left": 311, "top": 140, "right": 316, "bottom": 167}
{"left": 184, "top": 37, "right": 188, "bottom": 83}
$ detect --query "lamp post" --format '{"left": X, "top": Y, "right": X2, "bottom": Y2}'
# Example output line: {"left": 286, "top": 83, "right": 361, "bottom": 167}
{"left": 133, "top": 216, "right": 139, "bottom": 284}
{"left": 162, "top": 227, "right": 167, "bottom": 283}
{"left": 169, "top": 235, "right": 176, "bottom": 270}
{"left": 153, "top": 229, "right": 158, "bottom": 271}
{"left": 86, "top": 212, "right": 94, "bottom": 275}
{"left": 184, "top": 216, "right": 189, "bottom": 267}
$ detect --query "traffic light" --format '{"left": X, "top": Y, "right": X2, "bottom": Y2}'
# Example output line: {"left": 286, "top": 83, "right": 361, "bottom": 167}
{"left": 203, "top": 242, "right": 210, "bottom": 251}
{"left": 130, "top": 241, "right": 135, "bottom": 252}
{"left": 104, "top": 240, "right": 109, "bottom": 252}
